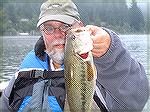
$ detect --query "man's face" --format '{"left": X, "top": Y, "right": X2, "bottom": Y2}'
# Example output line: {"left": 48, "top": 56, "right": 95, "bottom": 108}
{"left": 40, "top": 21, "right": 77, "bottom": 64}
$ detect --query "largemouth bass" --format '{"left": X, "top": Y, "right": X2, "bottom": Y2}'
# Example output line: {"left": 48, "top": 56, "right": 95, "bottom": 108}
{"left": 64, "top": 27, "right": 97, "bottom": 112}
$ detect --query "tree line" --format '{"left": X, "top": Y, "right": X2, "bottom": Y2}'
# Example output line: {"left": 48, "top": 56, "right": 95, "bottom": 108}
{"left": 0, "top": 0, "right": 149, "bottom": 36}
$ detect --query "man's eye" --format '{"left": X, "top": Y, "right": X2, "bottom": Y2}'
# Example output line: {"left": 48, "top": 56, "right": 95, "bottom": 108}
{"left": 46, "top": 26, "right": 54, "bottom": 31}
{"left": 61, "top": 24, "right": 70, "bottom": 29}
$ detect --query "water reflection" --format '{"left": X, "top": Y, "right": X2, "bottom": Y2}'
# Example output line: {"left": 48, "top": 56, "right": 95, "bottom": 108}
{"left": 0, "top": 36, "right": 39, "bottom": 82}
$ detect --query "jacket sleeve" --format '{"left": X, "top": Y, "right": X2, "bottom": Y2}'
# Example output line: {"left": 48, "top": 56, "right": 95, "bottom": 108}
{"left": 94, "top": 28, "right": 149, "bottom": 112}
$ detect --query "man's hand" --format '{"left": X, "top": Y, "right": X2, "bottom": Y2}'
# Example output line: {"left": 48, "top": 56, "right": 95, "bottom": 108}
{"left": 86, "top": 25, "right": 111, "bottom": 58}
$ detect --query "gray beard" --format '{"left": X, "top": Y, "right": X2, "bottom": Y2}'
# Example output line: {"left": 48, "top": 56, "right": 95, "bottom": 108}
{"left": 46, "top": 48, "right": 64, "bottom": 65}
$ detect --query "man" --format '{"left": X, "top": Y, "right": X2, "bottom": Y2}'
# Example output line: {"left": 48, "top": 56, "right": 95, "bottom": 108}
{"left": 2, "top": 0, "right": 149, "bottom": 112}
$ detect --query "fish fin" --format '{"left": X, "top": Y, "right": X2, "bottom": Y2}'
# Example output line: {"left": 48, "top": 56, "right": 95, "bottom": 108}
{"left": 64, "top": 98, "right": 71, "bottom": 112}
{"left": 87, "top": 61, "right": 96, "bottom": 81}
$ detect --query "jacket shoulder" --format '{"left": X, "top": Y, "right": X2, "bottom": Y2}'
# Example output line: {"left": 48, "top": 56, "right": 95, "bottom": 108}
{"left": 19, "top": 50, "right": 48, "bottom": 70}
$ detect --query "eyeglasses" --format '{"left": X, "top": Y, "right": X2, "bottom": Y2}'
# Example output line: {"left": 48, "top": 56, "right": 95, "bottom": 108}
{"left": 40, "top": 23, "right": 72, "bottom": 35}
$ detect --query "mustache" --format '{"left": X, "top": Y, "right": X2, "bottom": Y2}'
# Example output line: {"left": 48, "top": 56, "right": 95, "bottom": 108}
{"left": 51, "top": 39, "right": 65, "bottom": 46}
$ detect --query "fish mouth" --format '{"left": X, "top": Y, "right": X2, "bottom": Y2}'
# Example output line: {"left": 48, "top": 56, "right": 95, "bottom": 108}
{"left": 79, "top": 52, "right": 89, "bottom": 59}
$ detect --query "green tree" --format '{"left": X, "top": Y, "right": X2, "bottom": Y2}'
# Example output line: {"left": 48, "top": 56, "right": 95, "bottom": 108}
{"left": 0, "top": 3, "right": 4, "bottom": 36}
{"left": 128, "top": 0, "right": 145, "bottom": 33}
{"left": 146, "top": 3, "right": 150, "bottom": 34}
{"left": 2, "top": 1, "right": 41, "bottom": 35}
{"left": 74, "top": 0, "right": 129, "bottom": 33}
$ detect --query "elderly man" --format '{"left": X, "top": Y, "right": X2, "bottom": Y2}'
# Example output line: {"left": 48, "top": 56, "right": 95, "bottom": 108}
{"left": 2, "top": 0, "right": 149, "bottom": 112}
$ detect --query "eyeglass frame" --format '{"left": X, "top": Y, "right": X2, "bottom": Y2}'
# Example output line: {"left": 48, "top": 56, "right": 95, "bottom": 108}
{"left": 39, "top": 22, "right": 75, "bottom": 35}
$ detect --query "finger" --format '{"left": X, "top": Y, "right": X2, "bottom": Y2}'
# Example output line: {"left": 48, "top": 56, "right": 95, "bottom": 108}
{"left": 92, "top": 48, "right": 106, "bottom": 54}
{"left": 92, "top": 43, "right": 110, "bottom": 57}
{"left": 86, "top": 25, "right": 101, "bottom": 36}
{"left": 90, "top": 31, "right": 109, "bottom": 44}
{"left": 92, "top": 37, "right": 111, "bottom": 49}
{"left": 90, "top": 35, "right": 100, "bottom": 43}
{"left": 92, "top": 48, "right": 108, "bottom": 57}
{"left": 93, "top": 43, "right": 107, "bottom": 49}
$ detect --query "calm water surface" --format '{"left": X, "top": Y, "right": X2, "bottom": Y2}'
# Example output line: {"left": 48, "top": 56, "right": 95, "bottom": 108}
{"left": 0, "top": 36, "right": 39, "bottom": 81}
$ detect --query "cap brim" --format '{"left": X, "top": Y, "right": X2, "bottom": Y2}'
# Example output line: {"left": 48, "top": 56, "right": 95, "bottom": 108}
{"left": 37, "top": 15, "right": 77, "bottom": 27}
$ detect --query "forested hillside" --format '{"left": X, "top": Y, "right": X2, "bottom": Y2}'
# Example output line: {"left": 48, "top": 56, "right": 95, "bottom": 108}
{"left": 0, "top": 0, "right": 149, "bottom": 36}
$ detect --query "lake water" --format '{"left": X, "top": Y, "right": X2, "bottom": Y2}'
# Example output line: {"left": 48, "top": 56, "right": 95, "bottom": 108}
{"left": 0, "top": 36, "right": 40, "bottom": 81}
{"left": 0, "top": 35, "right": 149, "bottom": 111}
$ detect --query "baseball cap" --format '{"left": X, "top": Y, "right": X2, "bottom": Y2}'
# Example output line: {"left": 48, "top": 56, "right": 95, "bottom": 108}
{"left": 37, "top": 0, "right": 80, "bottom": 27}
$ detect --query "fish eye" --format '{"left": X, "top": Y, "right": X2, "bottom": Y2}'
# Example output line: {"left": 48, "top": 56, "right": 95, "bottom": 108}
{"left": 71, "top": 35, "right": 76, "bottom": 40}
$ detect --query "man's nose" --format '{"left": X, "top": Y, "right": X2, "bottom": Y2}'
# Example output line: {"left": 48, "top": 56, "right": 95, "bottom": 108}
{"left": 54, "top": 29, "right": 65, "bottom": 38}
